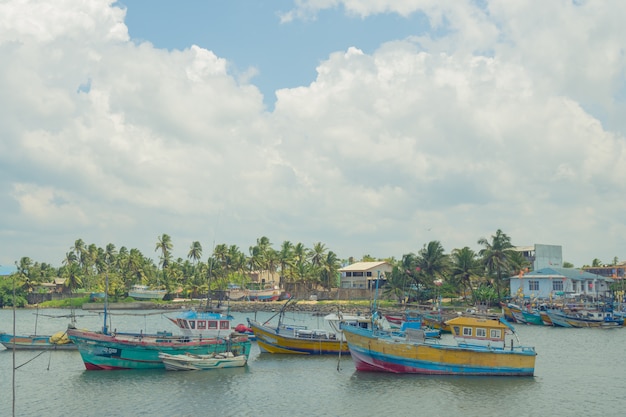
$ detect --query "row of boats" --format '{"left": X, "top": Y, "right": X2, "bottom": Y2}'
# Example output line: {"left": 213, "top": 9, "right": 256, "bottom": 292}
{"left": 1, "top": 298, "right": 538, "bottom": 376}
{"left": 502, "top": 302, "right": 626, "bottom": 328}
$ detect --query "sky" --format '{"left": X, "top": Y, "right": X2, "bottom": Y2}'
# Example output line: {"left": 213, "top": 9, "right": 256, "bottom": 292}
{"left": 1, "top": 0, "right": 625, "bottom": 270}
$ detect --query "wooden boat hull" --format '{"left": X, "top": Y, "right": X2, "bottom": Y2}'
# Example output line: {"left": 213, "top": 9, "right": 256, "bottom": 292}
{"left": 247, "top": 319, "right": 349, "bottom": 355}
{"left": 341, "top": 325, "right": 536, "bottom": 376}
{"left": 229, "top": 288, "right": 282, "bottom": 302}
{"left": 521, "top": 311, "right": 544, "bottom": 326}
{"left": 159, "top": 352, "right": 247, "bottom": 370}
{"left": 563, "top": 317, "right": 624, "bottom": 328}
{"left": 67, "top": 328, "right": 251, "bottom": 370}
{"left": 128, "top": 290, "right": 167, "bottom": 300}
{"left": 0, "top": 332, "right": 76, "bottom": 351}
{"left": 545, "top": 311, "right": 573, "bottom": 328}
{"left": 538, "top": 311, "right": 553, "bottom": 326}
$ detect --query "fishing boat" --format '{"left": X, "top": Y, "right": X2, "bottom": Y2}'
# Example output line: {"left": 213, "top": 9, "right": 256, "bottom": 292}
{"left": 159, "top": 351, "right": 247, "bottom": 371}
{"left": 67, "top": 276, "right": 251, "bottom": 370}
{"left": 128, "top": 284, "right": 167, "bottom": 300}
{"left": 228, "top": 284, "right": 282, "bottom": 302}
{"left": 247, "top": 298, "right": 349, "bottom": 355}
{"left": 0, "top": 308, "right": 78, "bottom": 350}
{"left": 341, "top": 313, "right": 537, "bottom": 376}
{"left": 0, "top": 331, "right": 76, "bottom": 350}
{"left": 545, "top": 310, "right": 573, "bottom": 328}
{"left": 67, "top": 327, "right": 251, "bottom": 370}
{"left": 562, "top": 310, "right": 624, "bottom": 328}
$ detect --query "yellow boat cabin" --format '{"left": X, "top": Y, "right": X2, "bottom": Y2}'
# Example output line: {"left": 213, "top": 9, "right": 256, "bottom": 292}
{"left": 445, "top": 316, "right": 512, "bottom": 349}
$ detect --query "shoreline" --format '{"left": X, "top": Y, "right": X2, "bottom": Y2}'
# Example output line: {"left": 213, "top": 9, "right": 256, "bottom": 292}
{"left": 77, "top": 300, "right": 470, "bottom": 317}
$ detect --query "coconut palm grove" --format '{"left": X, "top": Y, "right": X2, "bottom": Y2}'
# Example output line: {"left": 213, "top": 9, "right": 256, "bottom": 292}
{"left": 0, "top": 229, "right": 618, "bottom": 307}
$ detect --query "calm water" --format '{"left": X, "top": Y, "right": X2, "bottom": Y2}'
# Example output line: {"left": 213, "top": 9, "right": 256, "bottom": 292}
{"left": 1, "top": 307, "right": 625, "bottom": 417}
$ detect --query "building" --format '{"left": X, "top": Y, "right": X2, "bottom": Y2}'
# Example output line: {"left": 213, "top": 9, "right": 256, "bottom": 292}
{"left": 583, "top": 262, "right": 626, "bottom": 279}
{"left": 246, "top": 270, "right": 280, "bottom": 286}
{"left": 514, "top": 244, "right": 563, "bottom": 270}
{"left": 339, "top": 261, "right": 392, "bottom": 290}
{"left": 508, "top": 267, "right": 612, "bottom": 300}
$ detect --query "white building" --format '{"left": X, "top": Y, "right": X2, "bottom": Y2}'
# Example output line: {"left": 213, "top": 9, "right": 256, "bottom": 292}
{"left": 508, "top": 267, "right": 612, "bottom": 300}
{"left": 339, "top": 261, "right": 392, "bottom": 290}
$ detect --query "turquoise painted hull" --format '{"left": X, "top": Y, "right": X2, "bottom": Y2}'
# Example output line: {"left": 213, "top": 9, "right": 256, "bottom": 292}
{"left": 67, "top": 328, "right": 251, "bottom": 370}
{"left": 521, "top": 311, "right": 544, "bottom": 326}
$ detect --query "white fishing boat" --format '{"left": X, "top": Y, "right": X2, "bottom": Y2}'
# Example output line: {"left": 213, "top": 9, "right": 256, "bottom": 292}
{"left": 128, "top": 284, "right": 167, "bottom": 300}
{"left": 159, "top": 351, "right": 247, "bottom": 371}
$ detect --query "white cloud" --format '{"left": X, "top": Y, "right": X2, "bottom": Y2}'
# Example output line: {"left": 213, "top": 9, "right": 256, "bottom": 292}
{"left": 1, "top": 0, "right": 625, "bottom": 268}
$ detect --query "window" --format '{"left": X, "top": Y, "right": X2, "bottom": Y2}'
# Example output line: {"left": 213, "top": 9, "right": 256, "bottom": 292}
{"left": 366, "top": 271, "right": 372, "bottom": 277}
{"left": 345, "top": 272, "right": 352, "bottom": 277}
{"left": 208, "top": 321, "right": 218, "bottom": 329}
{"left": 490, "top": 329, "right": 501, "bottom": 339}
{"left": 220, "top": 321, "right": 230, "bottom": 329}
{"left": 476, "top": 328, "right": 486, "bottom": 338}
{"left": 353, "top": 271, "right": 364, "bottom": 277}
{"left": 528, "top": 280, "right": 539, "bottom": 291}
{"left": 189, "top": 320, "right": 195, "bottom": 329}
{"left": 197, "top": 320, "right": 206, "bottom": 330}
{"left": 553, "top": 280, "right": 563, "bottom": 291}
{"left": 462, "top": 327, "right": 472, "bottom": 336}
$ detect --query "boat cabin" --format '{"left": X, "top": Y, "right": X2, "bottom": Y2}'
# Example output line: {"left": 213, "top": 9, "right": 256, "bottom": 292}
{"left": 176, "top": 317, "right": 231, "bottom": 331}
{"left": 446, "top": 316, "right": 510, "bottom": 349}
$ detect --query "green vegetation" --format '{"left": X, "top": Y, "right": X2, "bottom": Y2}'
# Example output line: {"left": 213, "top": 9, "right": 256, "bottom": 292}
{"left": 0, "top": 228, "right": 587, "bottom": 308}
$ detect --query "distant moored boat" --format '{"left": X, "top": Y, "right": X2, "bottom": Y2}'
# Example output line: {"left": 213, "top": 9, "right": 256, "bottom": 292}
{"left": 128, "top": 284, "right": 167, "bottom": 300}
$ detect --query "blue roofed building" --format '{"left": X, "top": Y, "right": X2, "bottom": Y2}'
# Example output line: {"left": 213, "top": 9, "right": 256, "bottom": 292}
{"left": 508, "top": 267, "right": 612, "bottom": 300}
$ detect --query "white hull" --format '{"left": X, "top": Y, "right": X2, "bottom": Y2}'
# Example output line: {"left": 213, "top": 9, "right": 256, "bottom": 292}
{"left": 129, "top": 285, "right": 166, "bottom": 300}
{"left": 159, "top": 352, "right": 247, "bottom": 371}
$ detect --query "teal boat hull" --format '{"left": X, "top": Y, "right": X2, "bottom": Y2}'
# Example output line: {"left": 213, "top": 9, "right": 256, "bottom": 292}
{"left": 67, "top": 328, "right": 251, "bottom": 370}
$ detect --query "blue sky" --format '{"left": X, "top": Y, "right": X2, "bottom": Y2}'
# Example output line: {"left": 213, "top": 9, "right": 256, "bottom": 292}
{"left": 119, "top": 0, "right": 431, "bottom": 108}
{"left": 1, "top": 0, "right": 626, "bottom": 270}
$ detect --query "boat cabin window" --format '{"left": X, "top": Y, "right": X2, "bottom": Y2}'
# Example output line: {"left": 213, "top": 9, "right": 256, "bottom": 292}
{"left": 208, "top": 321, "right": 218, "bottom": 329}
{"left": 178, "top": 319, "right": 190, "bottom": 329}
{"left": 197, "top": 320, "right": 206, "bottom": 329}
{"left": 476, "top": 328, "right": 486, "bottom": 338}
{"left": 220, "top": 321, "right": 230, "bottom": 329}
{"left": 490, "top": 329, "right": 501, "bottom": 339}
{"left": 189, "top": 320, "right": 195, "bottom": 329}
{"left": 452, "top": 326, "right": 461, "bottom": 336}
{"left": 462, "top": 327, "right": 472, "bottom": 337}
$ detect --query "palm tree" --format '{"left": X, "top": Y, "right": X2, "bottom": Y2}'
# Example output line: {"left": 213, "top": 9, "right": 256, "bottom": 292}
{"left": 450, "top": 247, "right": 482, "bottom": 304}
{"left": 477, "top": 229, "right": 515, "bottom": 299}
{"left": 155, "top": 233, "right": 173, "bottom": 285}
{"left": 188, "top": 241, "right": 203, "bottom": 265}
{"left": 383, "top": 265, "right": 412, "bottom": 303}
{"left": 320, "top": 250, "right": 340, "bottom": 290}
{"left": 310, "top": 242, "right": 327, "bottom": 270}
{"left": 416, "top": 241, "right": 449, "bottom": 286}
{"left": 72, "top": 238, "right": 86, "bottom": 271}
{"left": 278, "top": 241, "right": 294, "bottom": 287}
{"left": 64, "top": 263, "right": 83, "bottom": 293}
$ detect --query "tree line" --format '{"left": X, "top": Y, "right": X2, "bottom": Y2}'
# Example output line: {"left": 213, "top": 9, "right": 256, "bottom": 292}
{"left": 2, "top": 229, "right": 536, "bottom": 307}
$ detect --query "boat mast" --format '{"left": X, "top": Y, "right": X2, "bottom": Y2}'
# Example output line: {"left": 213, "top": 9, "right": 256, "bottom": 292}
{"left": 103, "top": 272, "right": 109, "bottom": 335}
